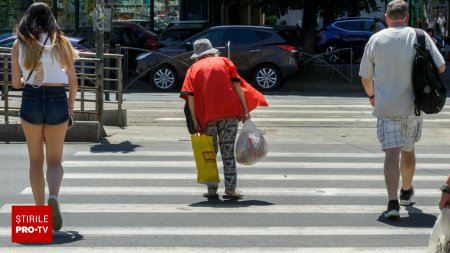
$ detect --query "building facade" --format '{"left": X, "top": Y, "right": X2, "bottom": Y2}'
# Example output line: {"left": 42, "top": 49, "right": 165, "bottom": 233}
{"left": 0, "top": 0, "right": 263, "bottom": 33}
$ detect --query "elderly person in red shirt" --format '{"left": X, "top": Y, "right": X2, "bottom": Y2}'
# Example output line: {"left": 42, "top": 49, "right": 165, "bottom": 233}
{"left": 180, "top": 38, "right": 267, "bottom": 200}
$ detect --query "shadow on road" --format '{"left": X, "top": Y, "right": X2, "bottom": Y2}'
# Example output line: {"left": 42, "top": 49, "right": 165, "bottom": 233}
{"left": 189, "top": 200, "right": 274, "bottom": 207}
{"left": 18, "top": 230, "right": 84, "bottom": 246}
{"left": 90, "top": 140, "right": 142, "bottom": 153}
{"left": 377, "top": 205, "right": 437, "bottom": 228}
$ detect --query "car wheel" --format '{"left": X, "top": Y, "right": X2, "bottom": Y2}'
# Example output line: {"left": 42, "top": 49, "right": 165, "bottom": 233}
{"left": 324, "top": 45, "right": 341, "bottom": 64}
{"left": 149, "top": 65, "right": 178, "bottom": 90}
{"left": 252, "top": 64, "right": 282, "bottom": 91}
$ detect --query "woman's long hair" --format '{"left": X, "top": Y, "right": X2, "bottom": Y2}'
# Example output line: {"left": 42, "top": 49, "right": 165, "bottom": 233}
{"left": 14, "top": 2, "right": 78, "bottom": 70}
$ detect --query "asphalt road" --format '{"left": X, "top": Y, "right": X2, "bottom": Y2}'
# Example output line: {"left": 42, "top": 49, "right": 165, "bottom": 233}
{"left": 1, "top": 92, "right": 449, "bottom": 252}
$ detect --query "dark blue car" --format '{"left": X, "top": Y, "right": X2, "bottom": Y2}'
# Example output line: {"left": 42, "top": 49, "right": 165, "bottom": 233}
{"left": 316, "top": 17, "right": 385, "bottom": 63}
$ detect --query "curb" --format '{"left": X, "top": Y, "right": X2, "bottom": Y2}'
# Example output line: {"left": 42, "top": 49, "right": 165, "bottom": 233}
{"left": 0, "top": 121, "right": 101, "bottom": 142}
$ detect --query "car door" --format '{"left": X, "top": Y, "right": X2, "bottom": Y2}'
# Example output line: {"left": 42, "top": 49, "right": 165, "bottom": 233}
{"left": 180, "top": 29, "right": 227, "bottom": 64}
{"left": 223, "top": 29, "right": 272, "bottom": 77}
{"left": 333, "top": 20, "right": 370, "bottom": 50}
{"left": 158, "top": 29, "right": 226, "bottom": 79}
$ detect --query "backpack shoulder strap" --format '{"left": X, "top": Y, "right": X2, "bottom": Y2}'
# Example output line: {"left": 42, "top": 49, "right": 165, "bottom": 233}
{"left": 414, "top": 28, "right": 426, "bottom": 48}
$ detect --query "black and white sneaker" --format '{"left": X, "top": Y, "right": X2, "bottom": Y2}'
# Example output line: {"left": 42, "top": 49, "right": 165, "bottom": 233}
{"left": 384, "top": 200, "right": 400, "bottom": 220}
{"left": 400, "top": 187, "right": 414, "bottom": 206}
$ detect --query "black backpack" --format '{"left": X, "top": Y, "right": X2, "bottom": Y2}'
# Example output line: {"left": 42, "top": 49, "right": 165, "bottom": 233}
{"left": 412, "top": 28, "right": 447, "bottom": 116}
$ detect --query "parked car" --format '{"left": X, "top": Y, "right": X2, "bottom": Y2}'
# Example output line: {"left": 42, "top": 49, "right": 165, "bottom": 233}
{"left": 0, "top": 32, "right": 13, "bottom": 42}
{"left": 114, "top": 18, "right": 169, "bottom": 34}
{"left": 0, "top": 35, "right": 94, "bottom": 82}
{"left": 136, "top": 25, "right": 302, "bottom": 91}
{"left": 0, "top": 34, "right": 90, "bottom": 51}
{"left": 70, "top": 22, "right": 161, "bottom": 50}
{"left": 159, "top": 20, "right": 209, "bottom": 48}
{"left": 316, "top": 17, "right": 385, "bottom": 63}
{"left": 70, "top": 22, "right": 162, "bottom": 78}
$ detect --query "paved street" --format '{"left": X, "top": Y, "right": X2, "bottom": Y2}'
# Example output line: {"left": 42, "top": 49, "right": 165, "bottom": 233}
{"left": 1, "top": 91, "right": 449, "bottom": 252}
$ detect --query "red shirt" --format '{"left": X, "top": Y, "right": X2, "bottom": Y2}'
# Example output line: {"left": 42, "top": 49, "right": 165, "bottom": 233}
{"left": 180, "top": 56, "right": 268, "bottom": 129}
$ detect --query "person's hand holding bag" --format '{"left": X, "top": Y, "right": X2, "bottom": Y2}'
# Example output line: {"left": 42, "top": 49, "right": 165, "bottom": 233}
{"left": 235, "top": 119, "right": 268, "bottom": 165}
{"left": 241, "top": 112, "right": 251, "bottom": 123}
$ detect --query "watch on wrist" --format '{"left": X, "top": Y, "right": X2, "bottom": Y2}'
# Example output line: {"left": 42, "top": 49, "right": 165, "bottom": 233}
{"left": 440, "top": 185, "right": 450, "bottom": 193}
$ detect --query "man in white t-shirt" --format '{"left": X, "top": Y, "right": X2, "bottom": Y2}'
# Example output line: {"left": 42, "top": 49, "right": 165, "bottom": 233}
{"left": 437, "top": 12, "right": 446, "bottom": 36}
{"left": 359, "top": 0, "right": 446, "bottom": 220}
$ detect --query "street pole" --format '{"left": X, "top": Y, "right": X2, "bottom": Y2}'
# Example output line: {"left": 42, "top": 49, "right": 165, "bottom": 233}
{"left": 95, "top": 0, "right": 105, "bottom": 134}
{"left": 150, "top": 0, "right": 155, "bottom": 32}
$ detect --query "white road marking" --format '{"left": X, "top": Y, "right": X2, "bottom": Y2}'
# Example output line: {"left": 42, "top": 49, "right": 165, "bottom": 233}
{"left": 61, "top": 160, "right": 450, "bottom": 170}
{"left": 0, "top": 247, "right": 427, "bottom": 253}
{"left": 60, "top": 173, "right": 445, "bottom": 181}
{"left": 73, "top": 151, "right": 450, "bottom": 159}
{"left": 0, "top": 204, "right": 440, "bottom": 214}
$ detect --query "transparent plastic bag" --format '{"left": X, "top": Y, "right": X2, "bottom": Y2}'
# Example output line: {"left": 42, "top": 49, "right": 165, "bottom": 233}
{"left": 235, "top": 119, "right": 268, "bottom": 165}
{"left": 427, "top": 207, "right": 450, "bottom": 253}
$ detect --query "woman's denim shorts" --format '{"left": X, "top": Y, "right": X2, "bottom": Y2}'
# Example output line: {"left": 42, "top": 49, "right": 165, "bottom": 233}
{"left": 20, "top": 85, "right": 69, "bottom": 125}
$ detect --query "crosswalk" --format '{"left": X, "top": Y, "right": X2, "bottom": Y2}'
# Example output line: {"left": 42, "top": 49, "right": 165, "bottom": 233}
{"left": 2, "top": 96, "right": 449, "bottom": 252}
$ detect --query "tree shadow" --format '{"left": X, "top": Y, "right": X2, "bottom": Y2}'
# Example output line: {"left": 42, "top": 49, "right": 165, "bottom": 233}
{"left": 18, "top": 230, "right": 84, "bottom": 245}
{"left": 90, "top": 140, "right": 141, "bottom": 153}
{"left": 189, "top": 199, "right": 274, "bottom": 208}
{"left": 377, "top": 205, "right": 437, "bottom": 228}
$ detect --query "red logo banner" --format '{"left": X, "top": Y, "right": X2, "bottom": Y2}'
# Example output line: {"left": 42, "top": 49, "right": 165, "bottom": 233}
{"left": 12, "top": 206, "right": 52, "bottom": 243}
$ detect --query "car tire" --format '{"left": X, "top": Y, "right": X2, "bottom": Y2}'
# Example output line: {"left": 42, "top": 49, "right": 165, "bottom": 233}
{"left": 149, "top": 64, "right": 178, "bottom": 91}
{"left": 252, "top": 64, "right": 282, "bottom": 91}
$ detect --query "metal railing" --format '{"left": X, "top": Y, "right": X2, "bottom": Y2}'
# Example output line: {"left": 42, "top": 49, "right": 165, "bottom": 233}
{"left": 118, "top": 43, "right": 231, "bottom": 90}
{"left": 300, "top": 48, "right": 355, "bottom": 84}
{"left": 0, "top": 48, "right": 125, "bottom": 128}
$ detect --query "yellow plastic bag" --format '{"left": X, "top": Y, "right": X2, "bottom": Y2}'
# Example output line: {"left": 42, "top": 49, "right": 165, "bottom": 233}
{"left": 191, "top": 134, "right": 220, "bottom": 184}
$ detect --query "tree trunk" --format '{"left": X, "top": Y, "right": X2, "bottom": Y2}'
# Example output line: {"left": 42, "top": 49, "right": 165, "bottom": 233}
{"left": 300, "top": 3, "right": 319, "bottom": 54}
{"left": 322, "top": 4, "right": 337, "bottom": 28}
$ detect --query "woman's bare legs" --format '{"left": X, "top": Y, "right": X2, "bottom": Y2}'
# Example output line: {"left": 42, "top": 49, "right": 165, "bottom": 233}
{"left": 44, "top": 122, "right": 67, "bottom": 197}
{"left": 21, "top": 120, "right": 45, "bottom": 206}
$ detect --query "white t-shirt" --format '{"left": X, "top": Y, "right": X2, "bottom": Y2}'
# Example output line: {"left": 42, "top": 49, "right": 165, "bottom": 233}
{"left": 359, "top": 26, "right": 445, "bottom": 117}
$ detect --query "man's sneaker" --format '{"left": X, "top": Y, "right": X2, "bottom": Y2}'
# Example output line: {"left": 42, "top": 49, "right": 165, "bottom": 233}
{"left": 48, "top": 195, "right": 62, "bottom": 231}
{"left": 384, "top": 199, "right": 400, "bottom": 220}
{"left": 400, "top": 187, "right": 414, "bottom": 206}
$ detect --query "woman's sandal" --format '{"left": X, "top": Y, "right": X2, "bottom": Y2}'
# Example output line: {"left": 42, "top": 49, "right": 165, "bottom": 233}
{"left": 223, "top": 189, "right": 244, "bottom": 200}
{"left": 203, "top": 192, "right": 219, "bottom": 200}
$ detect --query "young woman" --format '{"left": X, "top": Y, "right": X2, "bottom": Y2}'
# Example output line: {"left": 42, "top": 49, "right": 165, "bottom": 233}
{"left": 11, "top": 2, "right": 78, "bottom": 231}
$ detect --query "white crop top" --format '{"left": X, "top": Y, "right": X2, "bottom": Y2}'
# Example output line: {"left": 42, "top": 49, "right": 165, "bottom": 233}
{"left": 18, "top": 33, "right": 69, "bottom": 85}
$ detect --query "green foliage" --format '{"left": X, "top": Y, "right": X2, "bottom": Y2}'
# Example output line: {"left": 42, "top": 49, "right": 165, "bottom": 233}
{"left": 257, "top": 0, "right": 383, "bottom": 18}
{"left": 265, "top": 15, "right": 278, "bottom": 26}
{"left": 255, "top": 0, "right": 385, "bottom": 53}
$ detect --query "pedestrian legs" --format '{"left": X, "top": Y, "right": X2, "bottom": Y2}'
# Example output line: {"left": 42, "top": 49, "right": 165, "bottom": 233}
{"left": 204, "top": 119, "right": 239, "bottom": 193}
{"left": 204, "top": 122, "right": 219, "bottom": 194}
{"left": 43, "top": 123, "right": 67, "bottom": 197}
{"left": 384, "top": 148, "right": 401, "bottom": 201}
{"left": 21, "top": 120, "right": 45, "bottom": 206}
{"left": 217, "top": 119, "right": 239, "bottom": 191}
{"left": 400, "top": 150, "right": 415, "bottom": 191}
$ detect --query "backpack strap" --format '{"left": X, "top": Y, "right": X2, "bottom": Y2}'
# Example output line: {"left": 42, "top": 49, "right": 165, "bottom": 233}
{"left": 414, "top": 28, "right": 426, "bottom": 48}
{"left": 414, "top": 28, "right": 425, "bottom": 116}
